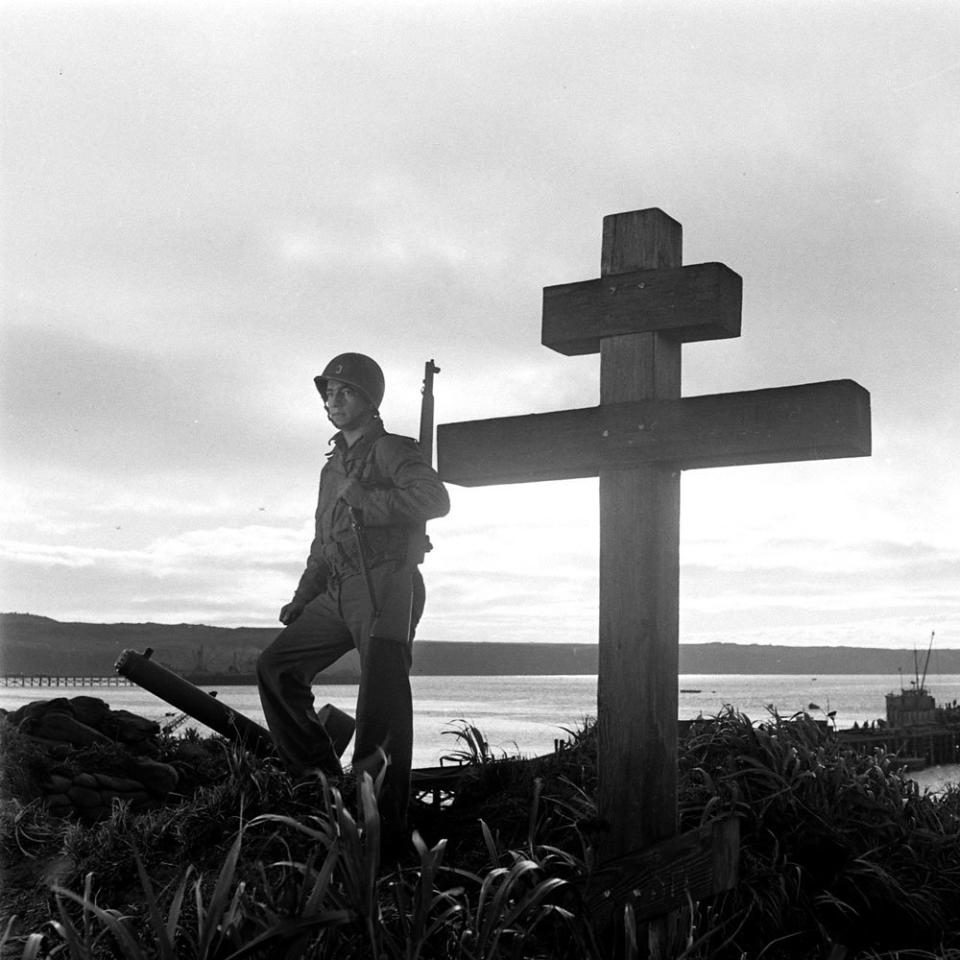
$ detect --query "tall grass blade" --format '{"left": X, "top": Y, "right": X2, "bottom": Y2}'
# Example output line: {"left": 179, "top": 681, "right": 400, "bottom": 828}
{"left": 48, "top": 873, "right": 97, "bottom": 958}
{"left": 133, "top": 849, "right": 191, "bottom": 960}
{"left": 303, "top": 841, "right": 341, "bottom": 914}
{"left": 479, "top": 818, "right": 500, "bottom": 870}
{"left": 222, "top": 911, "right": 354, "bottom": 960}
{"left": 19, "top": 934, "right": 45, "bottom": 960}
{"left": 527, "top": 777, "right": 543, "bottom": 854}
{"left": 359, "top": 771, "right": 381, "bottom": 905}
{"left": 476, "top": 857, "right": 545, "bottom": 956}
{"left": 52, "top": 884, "right": 146, "bottom": 958}
{"left": 196, "top": 827, "right": 244, "bottom": 958}
{"left": 623, "top": 903, "right": 639, "bottom": 960}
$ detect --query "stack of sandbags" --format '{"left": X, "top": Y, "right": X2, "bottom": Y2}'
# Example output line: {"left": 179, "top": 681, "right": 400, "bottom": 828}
{"left": 41, "top": 759, "right": 179, "bottom": 820}
{"left": 1, "top": 696, "right": 179, "bottom": 821}
{"left": 9, "top": 695, "right": 161, "bottom": 754}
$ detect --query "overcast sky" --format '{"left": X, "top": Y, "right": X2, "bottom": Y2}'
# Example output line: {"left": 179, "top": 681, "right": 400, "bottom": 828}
{"left": 2, "top": 1, "right": 958, "bottom": 652}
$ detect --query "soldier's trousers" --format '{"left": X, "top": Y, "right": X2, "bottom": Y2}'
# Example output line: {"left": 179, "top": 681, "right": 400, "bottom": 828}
{"left": 256, "top": 561, "right": 422, "bottom": 833}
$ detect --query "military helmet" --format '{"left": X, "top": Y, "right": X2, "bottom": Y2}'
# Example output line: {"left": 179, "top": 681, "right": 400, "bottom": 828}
{"left": 314, "top": 353, "right": 385, "bottom": 409}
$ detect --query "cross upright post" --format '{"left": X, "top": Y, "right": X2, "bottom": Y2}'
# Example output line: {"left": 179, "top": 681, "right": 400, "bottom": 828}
{"left": 598, "top": 210, "right": 683, "bottom": 852}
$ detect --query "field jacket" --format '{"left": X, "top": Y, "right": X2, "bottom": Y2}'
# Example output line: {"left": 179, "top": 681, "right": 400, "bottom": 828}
{"left": 291, "top": 421, "right": 450, "bottom": 606}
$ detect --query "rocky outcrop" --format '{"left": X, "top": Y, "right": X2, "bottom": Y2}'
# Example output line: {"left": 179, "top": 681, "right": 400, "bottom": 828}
{"left": 1, "top": 696, "right": 180, "bottom": 822}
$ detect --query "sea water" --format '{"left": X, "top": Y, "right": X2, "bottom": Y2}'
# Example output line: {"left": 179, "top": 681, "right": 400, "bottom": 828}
{"left": 4, "top": 674, "right": 960, "bottom": 791}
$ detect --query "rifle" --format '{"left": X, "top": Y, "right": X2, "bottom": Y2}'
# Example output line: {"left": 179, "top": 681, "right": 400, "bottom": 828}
{"left": 348, "top": 360, "right": 440, "bottom": 639}
{"left": 419, "top": 359, "right": 440, "bottom": 467}
{"left": 415, "top": 359, "right": 440, "bottom": 563}
{"left": 348, "top": 503, "right": 380, "bottom": 619}
{"left": 349, "top": 357, "right": 440, "bottom": 576}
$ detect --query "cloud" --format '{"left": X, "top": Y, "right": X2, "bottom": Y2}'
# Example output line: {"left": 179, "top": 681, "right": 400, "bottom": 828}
{"left": 0, "top": 519, "right": 310, "bottom": 626}
{"left": 1, "top": 324, "right": 316, "bottom": 479}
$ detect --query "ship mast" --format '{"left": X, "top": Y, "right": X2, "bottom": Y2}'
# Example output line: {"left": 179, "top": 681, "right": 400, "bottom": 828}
{"left": 919, "top": 630, "right": 935, "bottom": 694}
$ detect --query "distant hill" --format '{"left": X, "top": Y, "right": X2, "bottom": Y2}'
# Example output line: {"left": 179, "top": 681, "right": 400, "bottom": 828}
{"left": 1, "top": 613, "right": 957, "bottom": 680}
{"left": 0, "top": 613, "right": 285, "bottom": 679}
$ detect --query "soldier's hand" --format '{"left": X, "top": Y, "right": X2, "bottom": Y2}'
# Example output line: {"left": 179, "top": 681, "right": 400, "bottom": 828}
{"left": 336, "top": 478, "right": 364, "bottom": 507}
{"left": 279, "top": 601, "right": 305, "bottom": 625}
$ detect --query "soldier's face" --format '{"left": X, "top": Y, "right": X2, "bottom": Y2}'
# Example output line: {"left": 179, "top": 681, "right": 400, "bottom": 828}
{"left": 324, "top": 379, "right": 372, "bottom": 432}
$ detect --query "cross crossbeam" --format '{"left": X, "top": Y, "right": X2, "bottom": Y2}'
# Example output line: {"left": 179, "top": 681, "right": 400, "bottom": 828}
{"left": 543, "top": 261, "right": 742, "bottom": 354}
{"left": 438, "top": 379, "right": 870, "bottom": 485}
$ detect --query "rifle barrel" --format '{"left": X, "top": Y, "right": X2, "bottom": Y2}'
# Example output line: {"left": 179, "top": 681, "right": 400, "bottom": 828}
{"left": 419, "top": 359, "right": 440, "bottom": 466}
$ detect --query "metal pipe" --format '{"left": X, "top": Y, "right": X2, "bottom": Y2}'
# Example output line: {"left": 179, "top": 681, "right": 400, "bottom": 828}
{"left": 115, "top": 648, "right": 276, "bottom": 756}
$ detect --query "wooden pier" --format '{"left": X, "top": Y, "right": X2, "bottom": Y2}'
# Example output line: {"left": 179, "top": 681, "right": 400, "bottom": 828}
{"left": 0, "top": 675, "right": 132, "bottom": 688}
{"left": 838, "top": 725, "right": 960, "bottom": 768}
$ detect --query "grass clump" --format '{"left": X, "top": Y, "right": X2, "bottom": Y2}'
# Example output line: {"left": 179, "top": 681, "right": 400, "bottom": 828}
{"left": 679, "top": 709, "right": 960, "bottom": 958}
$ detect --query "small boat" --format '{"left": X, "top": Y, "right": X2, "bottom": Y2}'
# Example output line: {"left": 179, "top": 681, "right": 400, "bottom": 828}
{"left": 680, "top": 688, "right": 702, "bottom": 694}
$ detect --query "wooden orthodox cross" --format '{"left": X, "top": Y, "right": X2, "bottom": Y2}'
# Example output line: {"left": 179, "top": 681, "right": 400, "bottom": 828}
{"left": 437, "top": 209, "right": 871, "bottom": 873}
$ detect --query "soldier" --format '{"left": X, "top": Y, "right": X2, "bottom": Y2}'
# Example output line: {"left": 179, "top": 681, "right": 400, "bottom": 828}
{"left": 257, "top": 352, "right": 449, "bottom": 837}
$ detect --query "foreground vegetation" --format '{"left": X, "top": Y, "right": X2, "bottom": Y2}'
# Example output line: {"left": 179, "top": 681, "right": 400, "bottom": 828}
{"left": 3, "top": 710, "right": 960, "bottom": 959}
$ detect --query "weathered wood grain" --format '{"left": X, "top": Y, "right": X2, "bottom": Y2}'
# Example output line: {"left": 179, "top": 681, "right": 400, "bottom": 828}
{"left": 577, "top": 817, "right": 740, "bottom": 923}
{"left": 437, "top": 380, "right": 871, "bottom": 485}
{"left": 542, "top": 261, "right": 742, "bottom": 355}
{"left": 597, "top": 209, "right": 683, "bottom": 861}
{"left": 602, "top": 378, "right": 872, "bottom": 469}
